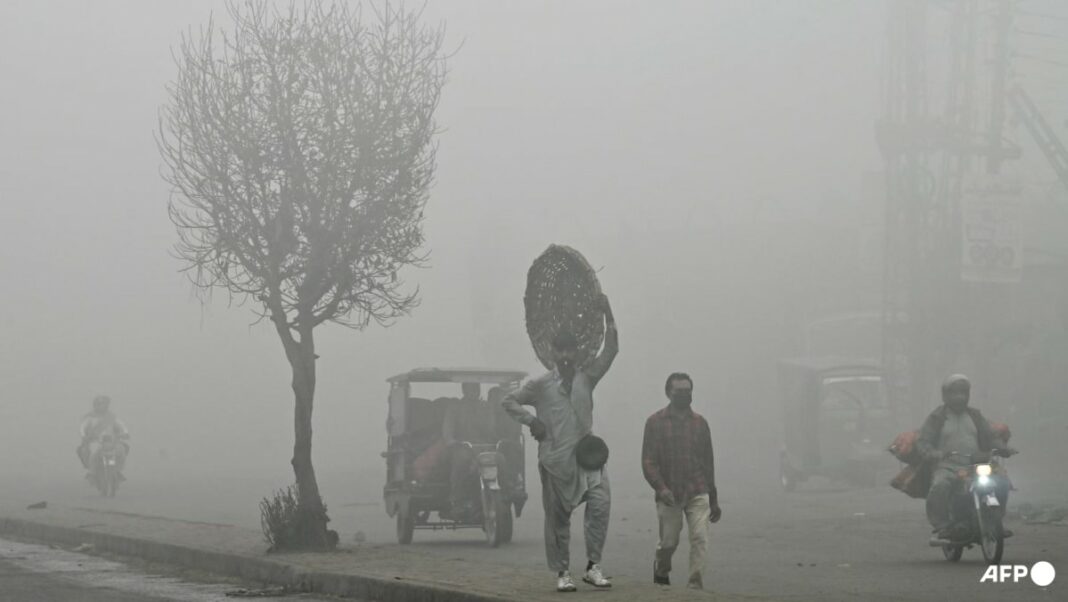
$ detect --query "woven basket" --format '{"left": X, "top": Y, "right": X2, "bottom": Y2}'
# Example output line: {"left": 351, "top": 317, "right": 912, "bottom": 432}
{"left": 524, "top": 244, "right": 605, "bottom": 370}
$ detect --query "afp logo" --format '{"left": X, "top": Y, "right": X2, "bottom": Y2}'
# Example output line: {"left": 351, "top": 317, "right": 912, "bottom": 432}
{"left": 980, "top": 562, "right": 1056, "bottom": 586}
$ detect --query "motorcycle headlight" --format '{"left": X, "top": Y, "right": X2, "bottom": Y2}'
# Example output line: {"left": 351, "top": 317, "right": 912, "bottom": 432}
{"left": 976, "top": 464, "right": 992, "bottom": 477}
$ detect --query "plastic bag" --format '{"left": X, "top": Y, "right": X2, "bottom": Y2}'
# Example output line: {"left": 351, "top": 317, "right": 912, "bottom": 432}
{"left": 888, "top": 430, "right": 922, "bottom": 465}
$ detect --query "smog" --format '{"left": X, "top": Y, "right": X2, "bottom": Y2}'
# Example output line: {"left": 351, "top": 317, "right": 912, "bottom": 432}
{"left": 0, "top": 2, "right": 1065, "bottom": 601}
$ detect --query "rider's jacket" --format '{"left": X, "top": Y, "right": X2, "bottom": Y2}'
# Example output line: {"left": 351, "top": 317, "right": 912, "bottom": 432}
{"left": 80, "top": 411, "right": 129, "bottom": 442}
{"left": 915, "top": 406, "right": 1003, "bottom": 459}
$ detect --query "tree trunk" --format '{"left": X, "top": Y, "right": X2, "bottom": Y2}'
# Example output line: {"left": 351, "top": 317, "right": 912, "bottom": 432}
{"left": 277, "top": 319, "right": 333, "bottom": 549}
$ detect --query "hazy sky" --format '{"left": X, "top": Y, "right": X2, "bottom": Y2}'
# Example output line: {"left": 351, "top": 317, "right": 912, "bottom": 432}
{"left": 0, "top": 1, "right": 910, "bottom": 498}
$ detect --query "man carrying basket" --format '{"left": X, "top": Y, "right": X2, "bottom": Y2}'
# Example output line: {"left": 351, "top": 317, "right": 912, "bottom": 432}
{"left": 502, "top": 293, "right": 618, "bottom": 592}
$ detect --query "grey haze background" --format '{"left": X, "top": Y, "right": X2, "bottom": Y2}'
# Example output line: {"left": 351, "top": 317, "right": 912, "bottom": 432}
{"left": 2, "top": 0, "right": 894, "bottom": 503}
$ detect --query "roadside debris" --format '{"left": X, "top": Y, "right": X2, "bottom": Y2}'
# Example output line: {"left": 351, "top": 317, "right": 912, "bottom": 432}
{"left": 1014, "top": 503, "right": 1068, "bottom": 525}
{"left": 224, "top": 587, "right": 291, "bottom": 598}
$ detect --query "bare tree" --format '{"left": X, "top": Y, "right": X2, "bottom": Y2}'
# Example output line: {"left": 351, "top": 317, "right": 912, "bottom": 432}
{"left": 158, "top": 0, "right": 446, "bottom": 548}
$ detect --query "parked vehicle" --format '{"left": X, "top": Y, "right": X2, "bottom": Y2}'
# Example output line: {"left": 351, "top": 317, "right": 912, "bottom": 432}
{"left": 778, "top": 357, "right": 900, "bottom": 491}
{"left": 382, "top": 368, "right": 528, "bottom": 546}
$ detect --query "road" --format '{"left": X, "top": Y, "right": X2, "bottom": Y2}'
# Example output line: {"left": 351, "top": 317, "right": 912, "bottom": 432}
{"left": 373, "top": 479, "right": 1066, "bottom": 602}
{"left": 0, "top": 537, "right": 331, "bottom": 602}
{"left": 3, "top": 466, "right": 1065, "bottom": 601}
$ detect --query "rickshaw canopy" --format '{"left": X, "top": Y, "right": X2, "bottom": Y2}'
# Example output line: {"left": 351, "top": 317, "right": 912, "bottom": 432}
{"left": 777, "top": 357, "right": 880, "bottom": 380}
{"left": 387, "top": 367, "right": 527, "bottom": 384}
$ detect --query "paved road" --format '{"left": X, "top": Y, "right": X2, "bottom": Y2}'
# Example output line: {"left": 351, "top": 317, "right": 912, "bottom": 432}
{"left": 0, "top": 537, "right": 331, "bottom": 602}
{"left": 3, "top": 466, "right": 1065, "bottom": 601}
{"left": 368, "top": 480, "right": 1065, "bottom": 602}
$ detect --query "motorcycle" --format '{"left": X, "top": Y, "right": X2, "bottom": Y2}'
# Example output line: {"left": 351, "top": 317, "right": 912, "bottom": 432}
{"left": 91, "top": 433, "right": 123, "bottom": 497}
{"left": 448, "top": 442, "right": 514, "bottom": 547}
{"left": 930, "top": 450, "right": 1014, "bottom": 564}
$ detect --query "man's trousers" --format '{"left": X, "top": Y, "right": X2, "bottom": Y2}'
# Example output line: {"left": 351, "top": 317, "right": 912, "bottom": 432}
{"left": 539, "top": 465, "right": 610, "bottom": 572}
{"left": 654, "top": 493, "right": 711, "bottom": 589}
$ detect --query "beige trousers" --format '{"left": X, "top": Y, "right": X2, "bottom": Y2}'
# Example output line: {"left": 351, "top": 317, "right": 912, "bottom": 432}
{"left": 654, "top": 493, "right": 710, "bottom": 589}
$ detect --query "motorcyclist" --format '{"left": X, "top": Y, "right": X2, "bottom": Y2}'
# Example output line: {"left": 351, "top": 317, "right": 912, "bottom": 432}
{"left": 78, "top": 395, "right": 130, "bottom": 481}
{"left": 442, "top": 383, "right": 498, "bottom": 515}
{"left": 915, "top": 375, "right": 1015, "bottom": 543}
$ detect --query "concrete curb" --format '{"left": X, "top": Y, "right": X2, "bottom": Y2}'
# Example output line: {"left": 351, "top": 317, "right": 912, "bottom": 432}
{"left": 0, "top": 516, "right": 512, "bottom": 602}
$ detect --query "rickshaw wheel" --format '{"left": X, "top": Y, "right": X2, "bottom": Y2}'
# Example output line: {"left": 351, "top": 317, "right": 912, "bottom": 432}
{"left": 396, "top": 505, "right": 415, "bottom": 545}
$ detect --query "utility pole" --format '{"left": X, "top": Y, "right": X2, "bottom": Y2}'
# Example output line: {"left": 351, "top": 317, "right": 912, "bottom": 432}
{"left": 880, "top": 0, "right": 1019, "bottom": 420}
{"left": 987, "top": 0, "right": 1013, "bottom": 174}
{"left": 880, "top": 0, "right": 934, "bottom": 422}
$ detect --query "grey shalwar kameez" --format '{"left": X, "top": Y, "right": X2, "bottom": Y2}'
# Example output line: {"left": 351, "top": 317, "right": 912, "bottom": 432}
{"left": 503, "top": 325, "right": 618, "bottom": 572}
{"left": 927, "top": 411, "right": 981, "bottom": 531}
{"left": 916, "top": 400, "right": 1009, "bottom": 532}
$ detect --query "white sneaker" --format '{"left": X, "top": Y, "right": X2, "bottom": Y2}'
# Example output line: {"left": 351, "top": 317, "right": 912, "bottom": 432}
{"left": 583, "top": 564, "right": 612, "bottom": 588}
{"left": 556, "top": 571, "right": 577, "bottom": 592}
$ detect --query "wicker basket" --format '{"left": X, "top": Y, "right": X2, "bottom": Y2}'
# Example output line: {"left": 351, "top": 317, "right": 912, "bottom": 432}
{"left": 524, "top": 244, "right": 605, "bottom": 370}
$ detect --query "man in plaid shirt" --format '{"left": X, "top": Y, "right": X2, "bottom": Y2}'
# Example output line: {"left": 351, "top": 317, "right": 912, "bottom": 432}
{"left": 641, "top": 372, "right": 721, "bottom": 589}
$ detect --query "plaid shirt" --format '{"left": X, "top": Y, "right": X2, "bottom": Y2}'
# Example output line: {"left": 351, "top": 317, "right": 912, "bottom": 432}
{"left": 641, "top": 406, "right": 717, "bottom": 505}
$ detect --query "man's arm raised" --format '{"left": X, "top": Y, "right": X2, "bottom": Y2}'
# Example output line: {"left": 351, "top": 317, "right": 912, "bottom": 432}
{"left": 585, "top": 293, "right": 618, "bottom": 382}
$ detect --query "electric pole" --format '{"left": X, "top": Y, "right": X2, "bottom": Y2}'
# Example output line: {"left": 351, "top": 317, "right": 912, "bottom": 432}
{"left": 880, "top": 0, "right": 1020, "bottom": 420}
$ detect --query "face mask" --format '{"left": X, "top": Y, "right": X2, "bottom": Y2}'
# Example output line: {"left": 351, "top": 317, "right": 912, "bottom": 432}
{"left": 944, "top": 386, "right": 969, "bottom": 411}
{"left": 946, "top": 398, "right": 968, "bottom": 412}
{"left": 671, "top": 391, "right": 692, "bottom": 405}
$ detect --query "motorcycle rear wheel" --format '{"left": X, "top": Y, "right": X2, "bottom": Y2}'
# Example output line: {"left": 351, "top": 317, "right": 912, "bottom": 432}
{"left": 499, "top": 500, "right": 514, "bottom": 544}
{"left": 482, "top": 490, "right": 511, "bottom": 548}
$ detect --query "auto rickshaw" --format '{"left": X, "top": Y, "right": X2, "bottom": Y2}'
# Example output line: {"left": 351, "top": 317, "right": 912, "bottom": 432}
{"left": 382, "top": 367, "right": 528, "bottom": 546}
{"left": 777, "top": 357, "right": 899, "bottom": 491}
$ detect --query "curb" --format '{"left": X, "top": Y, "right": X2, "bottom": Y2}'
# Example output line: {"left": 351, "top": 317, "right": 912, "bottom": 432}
{"left": 0, "top": 516, "right": 512, "bottom": 602}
